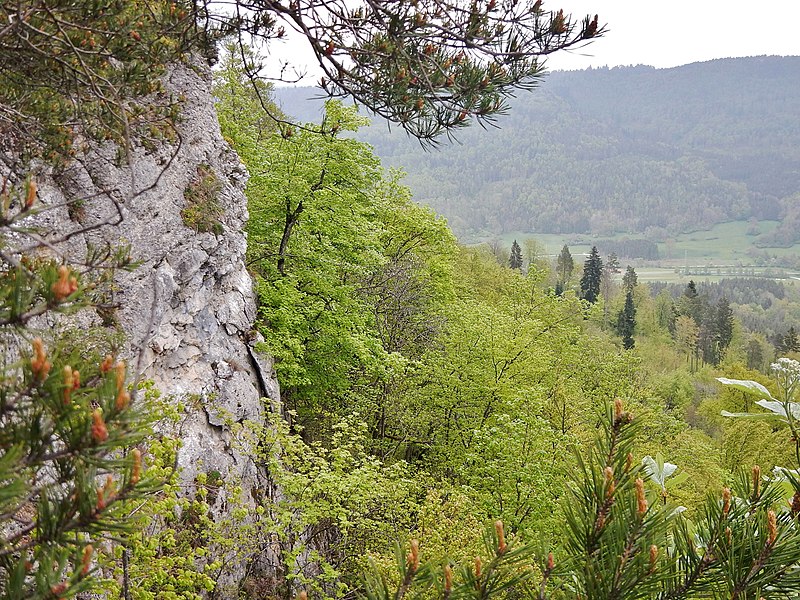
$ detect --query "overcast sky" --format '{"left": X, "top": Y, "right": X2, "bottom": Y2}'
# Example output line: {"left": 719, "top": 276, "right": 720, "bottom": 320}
{"left": 545, "top": 0, "right": 800, "bottom": 70}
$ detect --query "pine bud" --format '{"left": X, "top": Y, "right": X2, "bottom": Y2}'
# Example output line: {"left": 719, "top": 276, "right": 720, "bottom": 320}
{"left": 550, "top": 9, "right": 567, "bottom": 34}
{"left": 722, "top": 487, "right": 731, "bottom": 518}
{"left": 547, "top": 552, "right": 555, "bottom": 571}
{"left": 50, "top": 582, "right": 68, "bottom": 596}
{"left": 31, "top": 338, "right": 51, "bottom": 380}
{"left": 96, "top": 487, "right": 106, "bottom": 511}
{"left": 91, "top": 409, "right": 108, "bottom": 443}
{"left": 768, "top": 510, "right": 778, "bottom": 544}
{"left": 408, "top": 539, "right": 420, "bottom": 572}
{"left": 63, "top": 365, "right": 74, "bottom": 404}
{"left": 584, "top": 14, "right": 599, "bottom": 38}
{"left": 725, "top": 526, "right": 732, "bottom": 545}
{"left": 636, "top": 478, "right": 648, "bottom": 516}
{"left": 604, "top": 466, "right": 616, "bottom": 498}
{"left": 131, "top": 448, "right": 142, "bottom": 484}
{"left": 444, "top": 564, "right": 453, "bottom": 592}
{"left": 115, "top": 361, "right": 126, "bottom": 392}
{"left": 295, "top": 592, "right": 307, "bottom": 600}
{"left": 100, "top": 355, "right": 114, "bottom": 373}
{"left": 52, "top": 265, "right": 78, "bottom": 302}
{"left": 474, "top": 556, "right": 482, "bottom": 580}
{"left": 614, "top": 397, "right": 624, "bottom": 419}
{"left": 648, "top": 545, "right": 658, "bottom": 572}
{"left": 102, "top": 474, "right": 115, "bottom": 500}
{"left": 495, "top": 520, "right": 507, "bottom": 554}
{"left": 24, "top": 178, "right": 37, "bottom": 209}
{"left": 81, "top": 544, "right": 93, "bottom": 576}
{"left": 625, "top": 452, "right": 633, "bottom": 473}
{"left": 116, "top": 389, "right": 130, "bottom": 411}
{"left": 752, "top": 465, "right": 761, "bottom": 498}
{"left": 791, "top": 491, "right": 800, "bottom": 516}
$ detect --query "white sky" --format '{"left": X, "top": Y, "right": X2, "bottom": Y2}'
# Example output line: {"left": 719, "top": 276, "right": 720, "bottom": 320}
{"left": 545, "top": 0, "right": 800, "bottom": 70}
{"left": 270, "top": 0, "right": 800, "bottom": 83}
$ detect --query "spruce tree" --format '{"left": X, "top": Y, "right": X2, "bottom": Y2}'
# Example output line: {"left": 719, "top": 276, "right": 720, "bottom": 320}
{"left": 714, "top": 296, "right": 734, "bottom": 362}
{"left": 784, "top": 326, "right": 800, "bottom": 353}
{"left": 579, "top": 246, "right": 603, "bottom": 304}
{"left": 509, "top": 240, "right": 523, "bottom": 270}
{"left": 606, "top": 251, "right": 620, "bottom": 273}
{"left": 622, "top": 266, "right": 638, "bottom": 293}
{"left": 556, "top": 244, "right": 574, "bottom": 284}
{"left": 616, "top": 290, "right": 636, "bottom": 349}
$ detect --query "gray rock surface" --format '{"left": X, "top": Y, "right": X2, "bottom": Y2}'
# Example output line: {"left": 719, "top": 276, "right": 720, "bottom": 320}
{"left": 13, "top": 63, "right": 281, "bottom": 595}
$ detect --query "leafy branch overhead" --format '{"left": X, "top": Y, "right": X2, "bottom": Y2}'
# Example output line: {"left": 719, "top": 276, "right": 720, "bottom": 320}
{"left": 227, "top": 0, "right": 603, "bottom": 142}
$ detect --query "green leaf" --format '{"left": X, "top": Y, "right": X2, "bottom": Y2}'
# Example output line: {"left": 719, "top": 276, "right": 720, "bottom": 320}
{"left": 720, "top": 410, "right": 784, "bottom": 420}
{"left": 716, "top": 377, "right": 774, "bottom": 399}
{"left": 642, "top": 453, "right": 679, "bottom": 489}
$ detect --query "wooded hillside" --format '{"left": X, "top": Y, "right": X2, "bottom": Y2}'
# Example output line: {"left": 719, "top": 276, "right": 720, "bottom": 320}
{"left": 276, "top": 56, "right": 800, "bottom": 241}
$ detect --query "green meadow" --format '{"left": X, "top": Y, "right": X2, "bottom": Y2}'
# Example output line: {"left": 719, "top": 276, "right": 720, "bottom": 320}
{"left": 475, "top": 220, "right": 800, "bottom": 282}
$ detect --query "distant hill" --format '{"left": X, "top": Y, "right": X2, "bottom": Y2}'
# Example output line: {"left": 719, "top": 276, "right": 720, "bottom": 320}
{"left": 274, "top": 56, "right": 800, "bottom": 242}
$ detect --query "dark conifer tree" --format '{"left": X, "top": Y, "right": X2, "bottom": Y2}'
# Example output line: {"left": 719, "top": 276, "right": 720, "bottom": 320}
{"left": 714, "top": 296, "right": 734, "bottom": 362}
{"left": 622, "top": 266, "right": 638, "bottom": 293}
{"left": 616, "top": 290, "right": 636, "bottom": 349}
{"left": 606, "top": 252, "right": 620, "bottom": 273}
{"left": 556, "top": 244, "right": 574, "bottom": 283}
{"left": 784, "top": 326, "right": 800, "bottom": 353}
{"left": 509, "top": 240, "right": 523, "bottom": 270}
{"left": 580, "top": 246, "right": 603, "bottom": 303}
{"left": 746, "top": 338, "right": 764, "bottom": 371}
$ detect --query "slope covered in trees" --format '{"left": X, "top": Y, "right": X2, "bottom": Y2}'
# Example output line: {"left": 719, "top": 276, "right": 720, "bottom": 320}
{"left": 277, "top": 56, "right": 800, "bottom": 241}
{"left": 8, "top": 2, "right": 800, "bottom": 596}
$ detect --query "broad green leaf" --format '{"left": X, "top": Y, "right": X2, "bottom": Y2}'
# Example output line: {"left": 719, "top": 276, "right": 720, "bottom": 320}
{"left": 716, "top": 377, "right": 774, "bottom": 399}
{"left": 642, "top": 454, "right": 679, "bottom": 489}
{"left": 720, "top": 410, "right": 785, "bottom": 421}
{"left": 754, "top": 399, "right": 790, "bottom": 417}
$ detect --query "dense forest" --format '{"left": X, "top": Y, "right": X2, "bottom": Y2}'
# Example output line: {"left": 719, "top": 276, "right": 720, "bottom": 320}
{"left": 277, "top": 56, "right": 800, "bottom": 242}
{"left": 5, "top": 2, "right": 800, "bottom": 599}
{"left": 221, "top": 63, "right": 800, "bottom": 596}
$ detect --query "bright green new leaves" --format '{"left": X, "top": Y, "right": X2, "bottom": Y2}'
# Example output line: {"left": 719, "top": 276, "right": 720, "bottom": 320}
{"left": 217, "top": 60, "right": 458, "bottom": 432}
{"left": 243, "top": 101, "right": 388, "bottom": 423}
{"left": 641, "top": 453, "right": 689, "bottom": 495}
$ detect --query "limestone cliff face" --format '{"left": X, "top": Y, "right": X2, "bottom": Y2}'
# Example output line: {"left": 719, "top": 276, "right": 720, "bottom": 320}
{"left": 30, "top": 63, "right": 279, "bottom": 592}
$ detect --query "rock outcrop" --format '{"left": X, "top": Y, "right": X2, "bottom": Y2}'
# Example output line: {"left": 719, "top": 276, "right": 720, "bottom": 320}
{"left": 25, "top": 63, "right": 279, "bottom": 593}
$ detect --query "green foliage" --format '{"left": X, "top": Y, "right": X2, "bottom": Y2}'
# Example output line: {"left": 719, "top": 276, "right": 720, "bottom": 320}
{"left": 181, "top": 164, "right": 224, "bottom": 235}
{"left": 0, "top": 0, "right": 201, "bottom": 166}
{"left": 250, "top": 413, "right": 418, "bottom": 598}
{"left": 364, "top": 397, "right": 800, "bottom": 599}
{"left": 0, "top": 177, "right": 159, "bottom": 598}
